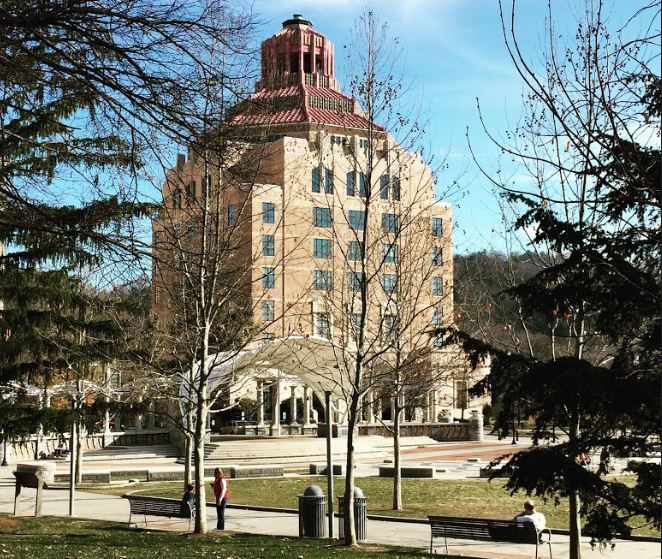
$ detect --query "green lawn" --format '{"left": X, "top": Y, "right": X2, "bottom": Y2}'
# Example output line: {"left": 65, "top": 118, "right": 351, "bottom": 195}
{"left": 90, "top": 475, "right": 658, "bottom": 536}
{"left": 94, "top": 476, "right": 563, "bottom": 524}
{"left": 0, "top": 515, "right": 460, "bottom": 559}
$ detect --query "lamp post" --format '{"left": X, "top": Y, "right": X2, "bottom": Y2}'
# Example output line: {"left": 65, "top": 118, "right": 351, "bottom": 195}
{"left": 325, "top": 390, "right": 334, "bottom": 539}
{"left": 1, "top": 430, "right": 7, "bottom": 466}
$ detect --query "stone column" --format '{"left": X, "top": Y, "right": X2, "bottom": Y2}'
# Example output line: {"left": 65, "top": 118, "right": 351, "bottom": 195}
{"left": 430, "top": 389, "right": 438, "bottom": 423}
{"left": 271, "top": 381, "right": 281, "bottom": 436}
{"left": 367, "top": 392, "right": 375, "bottom": 424}
{"left": 256, "top": 380, "right": 265, "bottom": 427}
{"left": 134, "top": 396, "right": 143, "bottom": 431}
{"left": 375, "top": 398, "right": 382, "bottom": 422}
{"left": 389, "top": 397, "right": 396, "bottom": 423}
{"left": 303, "top": 386, "right": 311, "bottom": 426}
{"left": 423, "top": 392, "right": 431, "bottom": 423}
{"left": 290, "top": 386, "right": 297, "bottom": 425}
{"left": 102, "top": 394, "right": 113, "bottom": 447}
{"left": 470, "top": 409, "right": 484, "bottom": 442}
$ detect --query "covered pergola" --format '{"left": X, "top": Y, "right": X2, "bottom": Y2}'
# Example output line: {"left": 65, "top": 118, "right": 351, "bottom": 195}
{"left": 179, "top": 336, "right": 355, "bottom": 434}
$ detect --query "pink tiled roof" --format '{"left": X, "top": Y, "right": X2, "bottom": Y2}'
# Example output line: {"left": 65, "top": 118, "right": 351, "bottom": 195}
{"left": 229, "top": 83, "right": 384, "bottom": 131}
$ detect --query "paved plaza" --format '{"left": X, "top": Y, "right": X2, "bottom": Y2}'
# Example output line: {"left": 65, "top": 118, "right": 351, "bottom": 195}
{"left": 0, "top": 439, "right": 659, "bottom": 559}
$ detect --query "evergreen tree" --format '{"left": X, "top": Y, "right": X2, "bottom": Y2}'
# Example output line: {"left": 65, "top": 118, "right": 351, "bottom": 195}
{"left": 447, "top": 1, "right": 660, "bottom": 554}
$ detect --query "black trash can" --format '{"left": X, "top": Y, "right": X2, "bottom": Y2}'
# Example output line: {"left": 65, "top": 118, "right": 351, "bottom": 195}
{"left": 337, "top": 487, "right": 367, "bottom": 542}
{"left": 298, "top": 485, "right": 327, "bottom": 538}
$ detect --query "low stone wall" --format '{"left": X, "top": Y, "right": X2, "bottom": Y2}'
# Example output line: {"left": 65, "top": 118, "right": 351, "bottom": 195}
{"left": 229, "top": 466, "right": 283, "bottom": 479}
{"left": 378, "top": 465, "right": 435, "bottom": 478}
{"left": 54, "top": 471, "right": 111, "bottom": 484}
{"left": 358, "top": 419, "right": 483, "bottom": 442}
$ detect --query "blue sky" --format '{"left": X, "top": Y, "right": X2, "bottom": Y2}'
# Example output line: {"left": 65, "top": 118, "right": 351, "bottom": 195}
{"left": 248, "top": 0, "right": 651, "bottom": 253}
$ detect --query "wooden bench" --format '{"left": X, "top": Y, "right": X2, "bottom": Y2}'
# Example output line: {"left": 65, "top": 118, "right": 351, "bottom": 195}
{"left": 428, "top": 515, "right": 552, "bottom": 559}
{"left": 123, "top": 493, "right": 195, "bottom": 531}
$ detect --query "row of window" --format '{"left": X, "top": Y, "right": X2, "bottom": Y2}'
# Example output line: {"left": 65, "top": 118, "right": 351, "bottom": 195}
{"left": 329, "top": 136, "right": 368, "bottom": 149}
{"left": 171, "top": 176, "right": 212, "bottom": 209}
{"left": 261, "top": 266, "right": 444, "bottom": 296}
{"left": 258, "top": 305, "right": 443, "bottom": 341}
{"left": 261, "top": 234, "right": 442, "bottom": 269}
{"left": 312, "top": 167, "right": 401, "bottom": 201}
{"left": 312, "top": 207, "right": 399, "bottom": 232}
{"left": 260, "top": 202, "right": 443, "bottom": 239}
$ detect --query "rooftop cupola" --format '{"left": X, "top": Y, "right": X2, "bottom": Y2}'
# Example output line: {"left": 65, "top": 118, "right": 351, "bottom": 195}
{"left": 257, "top": 14, "right": 339, "bottom": 91}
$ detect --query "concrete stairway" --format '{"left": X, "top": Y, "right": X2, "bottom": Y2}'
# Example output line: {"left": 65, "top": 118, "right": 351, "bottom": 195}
{"left": 202, "top": 435, "right": 437, "bottom": 466}
{"left": 81, "top": 444, "right": 180, "bottom": 461}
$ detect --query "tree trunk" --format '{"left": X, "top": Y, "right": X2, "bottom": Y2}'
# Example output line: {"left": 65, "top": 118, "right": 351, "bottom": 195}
{"left": 568, "top": 407, "right": 582, "bottom": 559}
{"left": 184, "top": 410, "right": 194, "bottom": 489}
{"left": 392, "top": 397, "right": 402, "bottom": 510}
{"left": 343, "top": 393, "right": 360, "bottom": 546}
{"left": 193, "top": 390, "right": 208, "bottom": 534}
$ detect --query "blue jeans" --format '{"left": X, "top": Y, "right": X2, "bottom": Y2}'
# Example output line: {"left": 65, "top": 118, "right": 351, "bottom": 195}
{"left": 216, "top": 498, "right": 227, "bottom": 529}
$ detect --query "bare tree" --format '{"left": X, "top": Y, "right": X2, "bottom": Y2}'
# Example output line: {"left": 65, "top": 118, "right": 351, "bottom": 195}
{"left": 306, "top": 9, "right": 460, "bottom": 543}
{"left": 464, "top": 1, "right": 660, "bottom": 555}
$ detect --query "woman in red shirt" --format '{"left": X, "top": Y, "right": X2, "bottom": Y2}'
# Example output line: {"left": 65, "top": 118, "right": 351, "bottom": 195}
{"left": 212, "top": 468, "right": 229, "bottom": 530}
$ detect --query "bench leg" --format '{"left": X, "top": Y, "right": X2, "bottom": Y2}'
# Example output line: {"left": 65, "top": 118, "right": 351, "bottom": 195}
{"left": 445, "top": 536, "right": 448, "bottom": 555}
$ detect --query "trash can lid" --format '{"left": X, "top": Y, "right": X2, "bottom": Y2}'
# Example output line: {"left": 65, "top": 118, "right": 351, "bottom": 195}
{"left": 303, "top": 484, "right": 324, "bottom": 497}
{"left": 353, "top": 487, "right": 364, "bottom": 498}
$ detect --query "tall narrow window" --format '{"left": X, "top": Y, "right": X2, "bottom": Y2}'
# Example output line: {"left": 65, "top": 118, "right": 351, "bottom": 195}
{"left": 346, "top": 171, "right": 355, "bottom": 197}
{"left": 392, "top": 177, "right": 401, "bottom": 201}
{"left": 263, "top": 202, "right": 275, "bottom": 224}
{"left": 432, "top": 277, "right": 443, "bottom": 297}
{"left": 314, "top": 270, "right": 333, "bottom": 291}
{"left": 382, "top": 273, "right": 397, "bottom": 294}
{"left": 348, "top": 271, "right": 364, "bottom": 292}
{"left": 228, "top": 204, "right": 236, "bottom": 225}
{"left": 359, "top": 172, "right": 367, "bottom": 197}
{"left": 312, "top": 166, "right": 321, "bottom": 193}
{"left": 348, "top": 210, "right": 365, "bottom": 231}
{"left": 187, "top": 180, "right": 196, "bottom": 199}
{"left": 325, "top": 168, "right": 334, "bottom": 194}
{"left": 380, "top": 174, "right": 389, "bottom": 200}
{"left": 314, "top": 312, "right": 331, "bottom": 339}
{"left": 261, "top": 301, "right": 275, "bottom": 322}
{"left": 313, "top": 238, "right": 331, "bottom": 259}
{"left": 432, "top": 307, "right": 443, "bottom": 325}
{"left": 172, "top": 189, "right": 182, "bottom": 210}
{"left": 382, "top": 213, "right": 398, "bottom": 233}
{"left": 432, "top": 217, "right": 443, "bottom": 237}
{"left": 383, "top": 314, "right": 397, "bottom": 343}
{"left": 262, "top": 234, "right": 275, "bottom": 256}
{"left": 313, "top": 207, "right": 332, "bottom": 228}
{"left": 262, "top": 267, "right": 275, "bottom": 289}
{"left": 383, "top": 243, "right": 398, "bottom": 264}
{"left": 348, "top": 241, "right": 363, "bottom": 262}
{"left": 349, "top": 313, "right": 362, "bottom": 339}
{"left": 432, "top": 247, "right": 443, "bottom": 267}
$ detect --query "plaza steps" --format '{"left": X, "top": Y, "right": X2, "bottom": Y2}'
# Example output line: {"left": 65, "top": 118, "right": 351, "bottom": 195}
{"left": 78, "top": 444, "right": 181, "bottom": 462}
{"left": 201, "top": 435, "right": 439, "bottom": 467}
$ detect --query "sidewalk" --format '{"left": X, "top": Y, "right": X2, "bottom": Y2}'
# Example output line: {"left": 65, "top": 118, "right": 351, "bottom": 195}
{"left": 0, "top": 469, "right": 658, "bottom": 559}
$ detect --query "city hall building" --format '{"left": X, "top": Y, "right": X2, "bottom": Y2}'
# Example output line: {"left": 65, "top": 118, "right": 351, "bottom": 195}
{"left": 152, "top": 15, "right": 487, "bottom": 438}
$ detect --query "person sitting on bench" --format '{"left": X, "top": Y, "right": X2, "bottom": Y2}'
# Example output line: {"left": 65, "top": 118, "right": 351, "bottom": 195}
{"left": 180, "top": 484, "right": 195, "bottom": 518}
{"left": 514, "top": 499, "right": 546, "bottom": 531}
{"left": 54, "top": 438, "right": 68, "bottom": 458}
